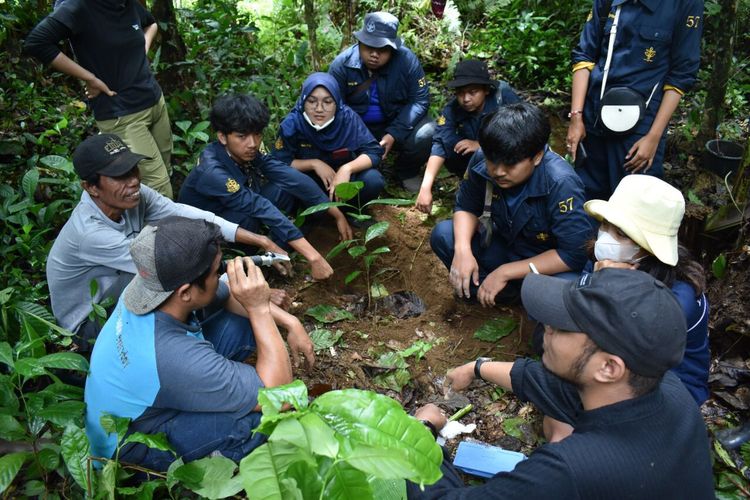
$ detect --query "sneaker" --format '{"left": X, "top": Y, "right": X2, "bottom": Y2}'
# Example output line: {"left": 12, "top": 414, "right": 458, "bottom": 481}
{"left": 401, "top": 175, "right": 422, "bottom": 193}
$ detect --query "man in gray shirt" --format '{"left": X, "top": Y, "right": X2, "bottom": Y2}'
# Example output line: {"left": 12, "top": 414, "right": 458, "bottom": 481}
{"left": 47, "top": 134, "right": 314, "bottom": 368}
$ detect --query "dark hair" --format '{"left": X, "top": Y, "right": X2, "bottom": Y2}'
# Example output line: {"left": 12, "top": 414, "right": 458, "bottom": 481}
{"left": 210, "top": 94, "right": 270, "bottom": 135}
{"left": 572, "top": 337, "right": 601, "bottom": 382}
{"left": 627, "top": 371, "right": 662, "bottom": 397}
{"left": 478, "top": 102, "right": 550, "bottom": 165}
{"left": 83, "top": 173, "right": 100, "bottom": 187}
{"left": 586, "top": 239, "right": 705, "bottom": 295}
{"left": 189, "top": 241, "right": 222, "bottom": 290}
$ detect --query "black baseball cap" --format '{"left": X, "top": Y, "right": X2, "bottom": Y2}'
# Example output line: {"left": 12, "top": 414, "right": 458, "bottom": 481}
{"left": 446, "top": 60, "right": 497, "bottom": 89}
{"left": 123, "top": 216, "right": 223, "bottom": 314}
{"left": 72, "top": 133, "right": 148, "bottom": 179}
{"left": 521, "top": 269, "right": 687, "bottom": 377}
{"left": 354, "top": 12, "right": 402, "bottom": 50}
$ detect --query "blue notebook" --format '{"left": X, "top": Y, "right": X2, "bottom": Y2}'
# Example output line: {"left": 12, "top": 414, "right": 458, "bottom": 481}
{"left": 453, "top": 441, "right": 527, "bottom": 478}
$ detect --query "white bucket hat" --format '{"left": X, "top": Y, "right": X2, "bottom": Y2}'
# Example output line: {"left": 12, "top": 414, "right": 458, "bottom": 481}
{"left": 584, "top": 175, "right": 685, "bottom": 266}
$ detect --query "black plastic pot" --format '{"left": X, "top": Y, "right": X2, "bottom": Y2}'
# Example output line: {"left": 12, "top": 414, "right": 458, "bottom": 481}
{"left": 702, "top": 139, "right": 744, "bottom": 178}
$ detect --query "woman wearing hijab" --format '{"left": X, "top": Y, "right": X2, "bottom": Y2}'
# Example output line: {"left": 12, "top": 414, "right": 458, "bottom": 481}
{"left": 272, "top": 72, "right": 385, "bottom": 213}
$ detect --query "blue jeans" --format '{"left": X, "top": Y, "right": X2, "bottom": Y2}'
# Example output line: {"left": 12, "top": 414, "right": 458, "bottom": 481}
{"left": 119, "top": 309, "right": 265, "bottom": 471}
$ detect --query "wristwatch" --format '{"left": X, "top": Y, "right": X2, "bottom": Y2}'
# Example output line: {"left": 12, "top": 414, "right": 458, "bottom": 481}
{"left": 474, "top": 357, "right": 492, "bottom": 381}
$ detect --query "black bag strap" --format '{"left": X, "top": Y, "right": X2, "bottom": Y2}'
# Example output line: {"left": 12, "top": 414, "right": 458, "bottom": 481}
{"left": 350, "top": 74, "right": 377, "bottom": 97}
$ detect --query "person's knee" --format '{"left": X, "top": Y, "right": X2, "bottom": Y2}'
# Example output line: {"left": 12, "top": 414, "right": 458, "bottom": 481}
{"left": 430, "top": 220, "right": 455, "bottom": 267}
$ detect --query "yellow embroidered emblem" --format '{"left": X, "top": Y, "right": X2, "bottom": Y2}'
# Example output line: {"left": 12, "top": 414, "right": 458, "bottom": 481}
{"left": 226, "top": 178, "right": 240, "bottom": 193}
{"left": 586, "top": 9, "right": 593, "bottom": 22}
{"left": 436, "top": 115, "right": 446, "bottom": 126}
{"left": 418, "top": 77, "right": 426, "bottom": 88}
{"left": 275, "top": 137, "right": 283, "bottom": 150}
{"left": 536, "top": 232, "right": 550, "bottom": 242}
{"left": 644, "top": 47, "right": 656, "bottom": 63}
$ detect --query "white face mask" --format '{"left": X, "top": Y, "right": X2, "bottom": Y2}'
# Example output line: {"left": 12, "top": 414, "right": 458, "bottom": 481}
{"left": 594, "top": 229, "right": 642, "bottom": 263}
{"left": 303, "top": 112, "right": 335, "bottom": 131}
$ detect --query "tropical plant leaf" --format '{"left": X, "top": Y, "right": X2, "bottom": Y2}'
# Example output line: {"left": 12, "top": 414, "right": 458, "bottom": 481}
{"left": 0, "top": 414, "right": 26, "bottom": 441}
{"left": 712, "top": 253, "right": 728, "bottom": 279}
{"left": 175, "top": 120, "right": 192, "bottom": 133}
{"left": 22, "top": 168, "right": 39, "bottom": 199}
{"left": 123, "top": 432, "right": 175, "bottom": 454}
{"left": 0, "top": 452, "right": 29, "bottom": 494}
{"left": 257, "top": 380, "right": 309, "bottom": 415}
{"left": 322, "top": 461, "right": 372, "bottom": 499}
{"left": 283, "top": 461, "right": 324, "bottom": 499}
{"left": 370, "top": 283, "right": 389, "bottom": 299}
{"left": 15, "top": 301, "right": 75, "bottom": 337}
{"left": 100, "top": 414, "right": 130, "bottom": 440}
{"left": 312, "top": 390, "right": 443, "bottom": 484}
{"left": 175, "top": 456, "right": 243, "bottom": 499}
{"left": 240, "top": 441, "right": 313, "bottom": 500}
{"left": 348, "top": 245, "right": 367, "bottom": 258}
{"left": 334, "top": 181, "right": 365, "bottom": 202}
{"left": 344, "top": 270, "right": 362, "bottom": 285}
{"left": 370, "top": 477, "right": 407, "bottom": 500}
{"left": 0, "top": 342, "right": 13, "bottom": 369}
{"left": 117, "top": 479, "right": 165, "bottom": 499}
{"left": 300, "top": 201, "right": 348, "bottom": 217}
{"left": 37, "top": 447, "right": 60, "bottom": 471}
{"left": 40, "top": 154, "right": 75, "bottom": 174}
{"left": 37, "top": 400, "right": 85, "bottom": 427}
{"left": 364, "top": 198, "right": 414, "bottom": 208}
{"left": 370, "top": 246, "right": 391, "bottom": 255}
{"left": 304, "top": 305, "right": 355, "bottom": 323}
{"left": 326, "top": 239, "right": 355, "bottom": 260}
{"left": 14, "top": 357, "right": 48, "bottom": 378}
{"left": 100, "top": 460, "right": 117, "bottom": 499}
{"left": 309, "top": 329, "right": 343, "bottom": 353}
{"left": 36, "top": 352, "right": 89, "bottom": 372}
{"left": 61, "top": 424, "right": 90, "bottom": 492}
{"left": 299, "top": 413, "right": 339, "bottom": 458}
{"left": 473, "top": 317, "right": 518, "bottom": 342}
{"left": 502, "top": 417, "right": 527, "bottom": 440}
{"left": 365, "top": 221, "right": 390, "bottom": 244}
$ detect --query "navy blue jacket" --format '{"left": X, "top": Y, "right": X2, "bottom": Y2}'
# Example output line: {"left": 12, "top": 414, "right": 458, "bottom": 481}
{"left": 431, "top": 83, "right": 521, "bottom": 158}
{"left": 455, "top": 149, "right": 591, "bottom": 271}
{"left": 572, "top": 0, "right": 703, "bottom": 135}
{"left": 328, "top": 44, "right": 429, "bottom": 143}
{"left": 179, "top": 142, "right": 329, "bottom": 243}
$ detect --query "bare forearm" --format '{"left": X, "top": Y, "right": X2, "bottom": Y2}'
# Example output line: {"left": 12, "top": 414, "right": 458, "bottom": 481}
{"left": 340, "top": 154, "right": 372, "bottom": 174}
{"left": 420, "top": 156, "right": 445, "bottom": 191}
{"left": 144, "top": 23, "right": 158, "bottom": 53}
{"left": 234, "top": 227, "right": 274, "bottom": 250}
{"left": 646, "top": 90, "right": 682, "bottom": 138}
{"left": 288, "top": 237, "right": 323, "bottom": 263}
{"left": 496, "top": 249, "right": 570, "bottom": 282}
{"left": 570, "top": 68, "right": 590, "bottom": 112}
{"left": 290, "top": 159, "right": 318, "bottom": 172}
{"left": 49, "top": 52, "right": 95, "bottom": 82}
{"left": 249, "top": 306, "right": 293, "bottom": 387}
{"left": 453, "top": 211, "right": 479, "bottom": 254}
{"left": 478, "top": 360, "right": 514, "bottom": 390}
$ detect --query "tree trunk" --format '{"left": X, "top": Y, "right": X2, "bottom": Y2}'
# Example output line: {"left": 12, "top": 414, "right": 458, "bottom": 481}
{"left": 150, "top": 0, "right": 190, "bottom": 93}
{"left": 303, "top": 0, "right": 320, "bottom": 71}
{"left": 698, "top": 0, "right": 738, "bottom": 145}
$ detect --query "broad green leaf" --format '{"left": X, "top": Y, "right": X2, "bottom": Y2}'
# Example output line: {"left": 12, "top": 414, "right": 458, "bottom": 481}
{"left": 370, "top": 246, "right": 391, "bottom": 255}
{"left": 0, "top": 414, "right": 26, "bottom": 440}
{"left": 473, "top": 317, "right": 518, "bottom": 342}
{"left": 192, "top": 121, "right": 211, "bottom": 133}
{"left": 0, "top": 342, "right": 13, "bottom": 369}
{"left": 343, "top": 443, "right": 419, "bottom": 480}
{"left": 300, "top": 201, "right": 348, "bottom": 217}
{"left": 309, "top": 329, "right": 344, "bottom": 353}
{"left": 239, "top": 442, "right": 292, "bottom": 499}
{"left": 345, "top": 270, "right": 362, "bottom": 284}
{"left": 348, "top": 245, "right": 367, "bottom": 258}
{"left": 687, "top": 190, "right": 704, "bottom": 206}
{"left": 253, "top": 410, "right": 298, "bottom": 437}
{"left": 22, "top": 168, "right": 40, "bottom": 199}
{"left": 269, "top": 417, "right": 310, "bottom": 451}
{"left": 312, "top": 390, "right": 443, "bottom": 484}
{"left": 0, "top": 287, "right": 13, "bottom": 305}
{"left": 100, "top": 414, "right": 130, "bottom": 440}
{"left": 175, "top": 120, "right": 192, "bottom": 133}
{"left": 257, "top": 380, "right": 309, "bottom": 415}
{"left": 373, "top": 368, "right": 411, "bottom": 392}
{"left": 166, "top": 457, "right": 185, "bottom": 491}
{"left": 16, "top": 301, "right": 75, "bottom": 338}
{"left": 371, "top": 283, "right": 389, "bottom": 299}
{"left": 36, "top": 352, "right": 89, "bottom": 372}
{"left": 399, "top": 340, "right": 434, "bottom": 361}
{"left": 370, "top": 477, "right": 407, "bottom": 500}
{"left": 304, "top": 305, "right": 355, "bottom": 324}
{"left": 100, "top": 460, "right": 117, "bottom": 500}
{"left": 0, "top": 376, "right": 19, "bottom": 411}
{"left": 284, "top": 461, "right": 323, "bottom": 499}
{"left": 714, "top": 440, "right": 736, "bottom": 468}
{"left": 279, "top": 478, "right": 304, "bottom": 500}
{"left": 334, "top": 181, "right": 365, "bottom": 202}
{"left": 364, "top": 254, "right": 380, "bottom": 269}
{"left": 123, "top": 432, "right": 175, "bottom": 454}
{"left": 37, "top": 447, "right": 60, "bottom": 471}
{"left": 364, "top": 198, "right": 414, "bottom": 208}
{"left": 502, "top": 417, "right": 527, "bottom": 440}
{"left": 299, "top": 413, "right": 339, "bottom": 458}
{"left": 323, "top": 461, "right": 372, "bottom": 500}
{"left": 0, "top": 452, "right": 29, "bottom": 494}
{"left": 326, "top": 239, "right": 355, "bottom": 260}
{"left": 365, "top": 221, "right": 390, "bottom": 244}
{"left": 712, "top": 254, "right": 727, "bottom": 279}
{"left": 14, "top": 357, "right": 47, "bottom": 378}
{"left": 37, "top": 400, "right": 85, "bottom": 427}
{"left": 175, "top": 456, "right": 242, "bottom": 499}
{"left": 117, "top": 479, "right": 164, "bottom": 499}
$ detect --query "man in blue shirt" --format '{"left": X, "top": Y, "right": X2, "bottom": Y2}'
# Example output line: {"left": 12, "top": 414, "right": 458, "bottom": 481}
{"left": 431, "top": 103, "right": 591, "bottom": 306}
{"left": 329, "top": 12, "right": 433, "bottom": 192}
{"left": 85, "top": 216, "right": 297, "bottom": 471}
{"left": 416, "top": 60, "right": 521, "bottom": 214}
{"left": 179, "top": 94, "right": 336, "bottom": 280}
{"left": 565, "top": 0, "right": 703, "bottom": 200}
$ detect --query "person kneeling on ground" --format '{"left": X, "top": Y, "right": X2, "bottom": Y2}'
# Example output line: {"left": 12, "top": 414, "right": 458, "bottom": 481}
{"left": 179, "top": 93, "right": 334, "bottom": 279}
{"left": 430, "top": 102, "right": 591, "bottom": 306}
{"left": 85, "top": 216, "right": 296, "bottom": 471}
{"left": 272, "top": 72, "right": 384, "bottom": 233}
{"left": 416, "top": 59, "right": 521, "bottom": 214}
{"left": 408, "top": 269, "right": 714, "bottom": 498}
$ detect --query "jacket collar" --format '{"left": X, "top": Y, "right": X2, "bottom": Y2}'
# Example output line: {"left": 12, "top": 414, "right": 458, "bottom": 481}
{"left": 207, "top": 141, "right": 249, "bottom": 182}
{"left": 343, "top": 44, "right": 392, "bottom": 76}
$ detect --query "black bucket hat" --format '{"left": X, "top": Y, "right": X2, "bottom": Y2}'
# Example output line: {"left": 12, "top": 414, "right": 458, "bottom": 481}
{"left": 447, "top": 60, "right": 497, "bottom": 89}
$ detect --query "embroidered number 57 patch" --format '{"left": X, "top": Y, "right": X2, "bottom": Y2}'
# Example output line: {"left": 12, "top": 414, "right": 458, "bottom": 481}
{"left": 558, "top": 197, "right": 574, "bottom": 213}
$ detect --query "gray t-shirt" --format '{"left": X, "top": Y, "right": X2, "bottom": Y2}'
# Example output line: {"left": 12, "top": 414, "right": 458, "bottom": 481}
{"left": 46, "top": 184, "right": 239, "bottom": 332}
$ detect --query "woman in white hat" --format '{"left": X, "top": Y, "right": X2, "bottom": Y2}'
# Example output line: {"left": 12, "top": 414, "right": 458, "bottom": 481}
{"left": 584, "top": 174, "right": 709, "bottom": 405}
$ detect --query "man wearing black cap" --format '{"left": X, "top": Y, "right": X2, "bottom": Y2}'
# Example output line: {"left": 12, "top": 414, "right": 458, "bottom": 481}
{"left": 329, "top": 11, "right": 433, "bottom": 192}
{"left": 416, "top": 60, "right": 521, "bottom": 214}
{"left": 409, "top": 269, "right": 713, "bottom": 498}
{"left": 85, "top": 216, "right": 293, "bottom": 470}
{"left": 47, "top": 133, "right": 306, "bottom": 354}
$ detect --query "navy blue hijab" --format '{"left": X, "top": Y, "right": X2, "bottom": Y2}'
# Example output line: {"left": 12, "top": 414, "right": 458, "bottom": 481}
{"left": 280, "top": 72, "right": 375, "bottom": 153}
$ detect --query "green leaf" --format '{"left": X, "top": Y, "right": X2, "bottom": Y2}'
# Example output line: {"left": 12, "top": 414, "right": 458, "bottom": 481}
{"left": 37, "top": 400, "right": 85, "bottom": 427}
{"left": 175, "top": 456, "right": 243, "bottom": 499}
{"left": 100, "top": 414, "right": 130, "bottom": 440}
{"left": 309, "top": 329, "right": 344, "bottom": 353}
{"left": 122, "top": 432, "right": 175, "bottom": 454}
{"left": 14, "top": 357, "right": 47, "bottom": 378}
{"left": 370, "top": 283, "right": 389, "bottom": 299}
{"left": 192, "top": 121, "right": 211, "bottom": 133}
{"left": 239, "top": 443, "right": 285, "bottom": 499}
{"left": 348, "top": 245, "right": 367, "bottom": 258}
{"left": 166, "top": 457, "right": 185, "bottom": 491}
{"left": 473, "top": 317, "right": 518, "bottom": 342}
{"left": 117, "top": 479, "right": 164, "bottom": 499}
{"left": 175, "top": 120, "right": 192, "bottom": 133}
{"left": 0, "top": 376, "right": 19, "bottom": 412}
{"left": 323, "top": 461, "right": 372, "bottom": 499}
{"left": 0, "top": 287, "right": 14, "bottom": 305}
{"left": 712, "top": 253, "right": 727, "bottom": 279}
{"left": 37, "top": 447, "right": 61, "bottom": 471}
{"left": 299, "top": 201, "right": 349, "bottom": 217}
{"left": 0, "top": 452, "right": 29, "bottom": 494}
{"left": 370, "top": 246, "right": 391, "bottom": 255}
{"left": 713, "top": 440, "right": 736, "bottom": 468}
{"left": 365, "top": 221, "right": 390, "bottom": 244}
{"left": 299, "top": 413, "right": 339, "bottom": 458}
{"left": 334, "top": 181, "right": 365, "bottom": 202}
{"left": 0, "top": 414, "right": 26, "bottom": 440}
{"left": 364, "top": 198, "right": 414, "bottom": 208}
{"left": 312, "top": 390, "right": 443, "bottom": 484}
{"left": 22, "top": 168, "right": 40, "bottom": 199}
{"left": 269, "top": 418, "right": 309, "bottom": 451}
{"left": 36, "top": 352, "right": 89, "bottom": 372}
{"left": 61, "top": 425, "right": 90, "bottom": 492}
{"left": 373, "top": 368, "right": 411, "bottom": 392}
{"left": 257, "top": 379, "right": 309, "bottom": 415}
{"left": 370, "top": 477, "right": 407, "bottom": 500}
{"left": 304, "top": 305, "right": 355, "bottom": 324}
{"left": 0, "top": 342, "right": 13, "bottom": 369}
{"left": 327, "top": 239, "right": 355, "bottom": 260}
{"left": 284, "top": 461, "right": 324, "bottom": 499}
{"left": 344, "top": 270, "right": 362, "bottom": 285}
{"left": 15, "top": 301, "right": 75, "bottom": 338}
{"left": 100, "top": 459, "right": 117, "bottom": 500}
{"left": 687, "top": 190, "right": 704, "bottom": 206}
{"left": 501, "top": 417, "right": 527, "bottom": 440}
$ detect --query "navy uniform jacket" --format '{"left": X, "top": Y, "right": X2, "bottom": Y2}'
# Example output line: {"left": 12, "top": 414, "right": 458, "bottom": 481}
{"left": 455, "top": 149, "right": 591, "bottom": 271}
{"left": 431, "top": 83, "right": 521, "bottom": 158}
{"left": 179, "top": 142, "right": 329, "bottom": 243}
{"left": 572, "top": 0, "right": 703, "bottom": 135}
{"left": 328, "top": 44, "right": 429, "bottom": 143}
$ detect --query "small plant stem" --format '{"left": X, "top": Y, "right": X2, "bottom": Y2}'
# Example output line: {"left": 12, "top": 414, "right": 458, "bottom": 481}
{"left": 448, "top": 404, "right": 473, "bottom": 422}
